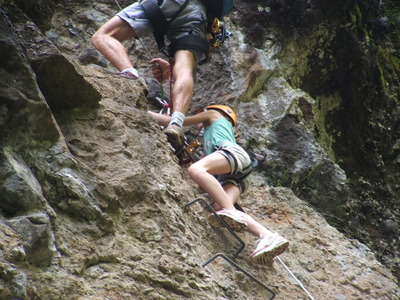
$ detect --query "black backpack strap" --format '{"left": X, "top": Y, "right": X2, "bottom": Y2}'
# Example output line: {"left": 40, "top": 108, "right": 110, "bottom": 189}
{"left": 234, "top": 163, "right": 253, "bottom": 182}
{"left": 140, "top": 0, "right": 190, "bottom": 51}
{"left": 140, "top": 0, "right": 168, "bottom": 50}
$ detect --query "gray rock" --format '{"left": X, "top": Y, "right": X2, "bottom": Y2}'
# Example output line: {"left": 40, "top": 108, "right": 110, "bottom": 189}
{"left": 0, "top": 147, "right": 46, "bottom": 214}
{"left": 5, "top": 213, "right": 56, "bottom": 266}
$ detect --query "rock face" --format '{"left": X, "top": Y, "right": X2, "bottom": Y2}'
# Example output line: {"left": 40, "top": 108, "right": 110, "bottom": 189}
{"left": 0, "top": 0, "right": 399, "bottom": 299}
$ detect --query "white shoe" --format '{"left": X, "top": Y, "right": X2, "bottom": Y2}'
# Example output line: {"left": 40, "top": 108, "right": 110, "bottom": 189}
{"left": 119, "top": 68, "right": 140, "bottom": 79}
{"left": 118, "top": 68, "right": 147, "bottom": 88}
{"left": 208, "top": 208, "right": 248, "bottom": 232}
{"left": 250, "top": 233, "right": 289, "bottom": 264}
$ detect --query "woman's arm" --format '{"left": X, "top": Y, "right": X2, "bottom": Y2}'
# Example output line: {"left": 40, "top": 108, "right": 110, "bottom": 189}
{"left": 182, "top": 110, "right": 221, "bottom": 127}
{"left": 148, "top": 111, "right": 171, "bottom": 127}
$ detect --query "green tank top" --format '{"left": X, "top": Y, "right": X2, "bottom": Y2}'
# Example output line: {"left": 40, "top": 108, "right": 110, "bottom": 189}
{"left": 203, "top": 117, "right": 236, "bottom": 155}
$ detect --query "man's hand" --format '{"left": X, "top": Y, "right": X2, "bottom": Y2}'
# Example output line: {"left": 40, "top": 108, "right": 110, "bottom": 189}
{"left": 150, "top": 58, "right": 170, "bottom": 82}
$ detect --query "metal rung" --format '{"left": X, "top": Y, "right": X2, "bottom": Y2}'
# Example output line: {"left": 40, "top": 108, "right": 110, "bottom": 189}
{"left": 185, "top": 197, "right": 245, "bottom": 257}
{"left": 202, "top": 253, "right": 276, "bottom": 300}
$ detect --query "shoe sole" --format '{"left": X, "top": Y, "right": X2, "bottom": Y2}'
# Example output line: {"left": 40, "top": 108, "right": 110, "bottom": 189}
{"left": 250, "top": 240, "right": 289, "bottom": 265}
{"left": 120, "top": 74, "right": 139, "bottom": 80}
{"left": 164, "top": 130, "right": 183, "bottom": 151}
{"left": 208, "top": 213, "right": 248, "bottom": 233}
{"left": 104, "top": 70, "right": 147, "bottom": 86}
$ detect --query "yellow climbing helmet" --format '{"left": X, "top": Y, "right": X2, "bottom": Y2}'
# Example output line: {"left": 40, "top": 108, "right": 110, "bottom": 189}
{"left": 204, "top": 104, "right": 237, "bottom": 127}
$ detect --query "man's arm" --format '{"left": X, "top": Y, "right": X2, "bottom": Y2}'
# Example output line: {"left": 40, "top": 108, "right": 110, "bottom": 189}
{"left": 150, "top": 58, "right": 171, "bottom": 82}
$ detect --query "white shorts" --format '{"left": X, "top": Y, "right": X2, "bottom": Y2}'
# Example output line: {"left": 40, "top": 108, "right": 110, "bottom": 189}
{"left": 215, "top": 143, "right": 252, "bottom": 194}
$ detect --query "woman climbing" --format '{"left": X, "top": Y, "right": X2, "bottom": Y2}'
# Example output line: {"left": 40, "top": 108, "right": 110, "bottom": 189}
{"left": 148, "top": 82, "right": 289, "bottom": 263}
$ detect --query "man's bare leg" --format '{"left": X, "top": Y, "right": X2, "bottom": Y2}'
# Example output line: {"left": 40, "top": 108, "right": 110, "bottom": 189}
{"left": 92, "top": 16, "right": 137, "bottom": 72}
{"left": 171, "top": 50, "right": 196, "bottom": 116}
{"left": 163, "top": 50, "right": 196, "bottom": 150}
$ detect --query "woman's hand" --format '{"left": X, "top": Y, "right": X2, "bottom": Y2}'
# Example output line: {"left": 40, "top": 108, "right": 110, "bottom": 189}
{"left": 150, "top": 58, "right": 170, "bottom": 82}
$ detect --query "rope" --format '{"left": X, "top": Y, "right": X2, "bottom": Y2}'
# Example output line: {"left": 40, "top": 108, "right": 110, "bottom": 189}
{"left": 113, "top": 0, "right": 122, "bottom": 10}
{"left": 166, "top": 58, "right": 174, "bottom": 114}
{"left": 276, "top": 256, "right": 315, "bottom": 300}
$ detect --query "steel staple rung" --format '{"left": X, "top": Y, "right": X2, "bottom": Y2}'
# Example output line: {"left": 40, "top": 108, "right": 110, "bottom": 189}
{"left": 185, "top": 197, "right": 245, "bottom": 257}
{"left": 202, "top": 253, "right": 276, "bottom": 300}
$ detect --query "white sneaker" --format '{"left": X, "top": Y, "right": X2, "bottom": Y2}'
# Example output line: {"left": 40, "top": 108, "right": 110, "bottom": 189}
{"left": 118, "top": 68, "right": 147, "bottom": 87}
{"left": 250, "top": 233, "right": 289, "bottom": 264}
{"left": 208, "top": 208, "right": 248, "bottom": 232}
{"left": 119, "top": 67, "right": 140, "bottom": 79}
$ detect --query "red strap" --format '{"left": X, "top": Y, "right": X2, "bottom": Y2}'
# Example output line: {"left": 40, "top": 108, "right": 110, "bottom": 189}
{"left": 168, "top": 58, "right": 174, "bottom": 115}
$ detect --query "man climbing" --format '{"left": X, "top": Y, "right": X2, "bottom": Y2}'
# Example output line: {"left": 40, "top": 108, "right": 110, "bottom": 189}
{"left": 148, "top": 100, "right": 289, "bottom": 264}
{"left": 92, "top": 0, "right": 209, "bottom": 151}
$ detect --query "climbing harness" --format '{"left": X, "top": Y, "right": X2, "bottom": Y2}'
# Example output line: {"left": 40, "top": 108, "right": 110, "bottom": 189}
{"left": 139, "top": 0, "right": 210, "bottom": 65}
{"left": 139, "top": 0, "right": 231, "bottom": 63}
{"left": 140, "top": 0, "right": 190, "bottom": 55}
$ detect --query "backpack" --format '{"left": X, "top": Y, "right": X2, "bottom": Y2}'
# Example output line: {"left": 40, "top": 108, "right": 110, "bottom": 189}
{"left": 201, "top": 0, "right": 235, "bottom": 20}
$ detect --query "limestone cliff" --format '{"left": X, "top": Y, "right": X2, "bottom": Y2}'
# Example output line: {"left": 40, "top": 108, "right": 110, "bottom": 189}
{"left": 0, "top": 0, "right": 399, "bottom": 299}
